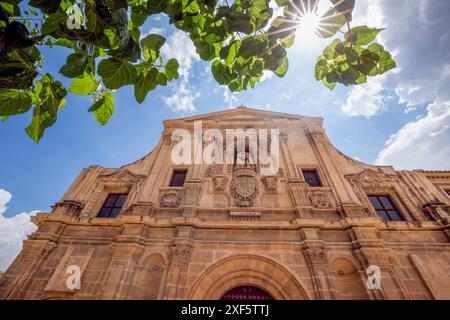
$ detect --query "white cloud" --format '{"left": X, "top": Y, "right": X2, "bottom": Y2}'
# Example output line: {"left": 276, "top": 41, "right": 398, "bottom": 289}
{"left": 342, "top": 75, "right": 387, "bottom": 118}
{"left": 347, "top": 0, "right": 450, "bottom": 170}
{"left": 160, "top": 30, "right": 199, "bottom": 78}
{"left": 376, "top": 101, "right": 450, "bottom": 170}
{"left": 0, "top": 189, "right": 38, "bottom": 271}
{"left": 162, "top": 82, "right": 200, "bottom": 113}
{"left": 160, "top": 31, "right": 201, "bottom": 113}
{"left": 260, "top": 70, "right": 274, "bottom": 82}
{"left": 222, "top": 86, "right": 238, "bottom": 108}
{"left": 0, "top": 189, "right": 11, "bottom": 215}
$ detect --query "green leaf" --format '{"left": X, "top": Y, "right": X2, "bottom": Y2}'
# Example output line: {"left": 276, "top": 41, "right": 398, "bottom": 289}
{"left": 347, "top": 26, "right": 384, "bottom": 46}
{"left": 59, "top": 53, "right": 87, "bottom": 78}
{"left": 316, "top": 7, "right": 346, "bottom": 39}
{"left": 0, "top": 89, "right": 33, "bottom": 116}
{"left": 98, "top": 58, "right": 137, "bottom": 90}
{"left": 89, "top": 91, "right": 115, "bottom": 125}
{"left": 165, "top": 58, "right": 179, "bottom": 81}
{"left": 25, "top": 74, "right": 67, "bottom": 143}
{"left": 29, "top": 0, "right": 61, "bottom": 14}
{"left": 274, "top": 56, "right": 288, "bottom": 77}
{"left": 280, "top": 33, "right": 296, "bottom": 48}
{"left": 322, "top": 77, "right": 336, "bottom": 91}
{"left": 195, "top": 40, "right": 219, "bottom": 61}
{"left": 315, "top": 59, "right": 327, "bottom": 81}
{"left": 211, "top": 60, "right": 232, "bottom": 85}
{"left": 134, "top": 68, "right": 158, "bottom": 103}
{"left": 330, "top": 0, "right": 355, "bottom": 21}
{"left": 140, "top": 34, "right": 166, "bottom": 61}
{"left": 41, "top": 10, "right": 67, "bottom": 35}
{"left": 69, "top": 72, "right": 99, "bottom": 96}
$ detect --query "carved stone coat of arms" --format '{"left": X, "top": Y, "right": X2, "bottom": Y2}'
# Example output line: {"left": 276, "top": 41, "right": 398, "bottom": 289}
{"left": 230, "top": 168, "right": 258, "bottom": 207}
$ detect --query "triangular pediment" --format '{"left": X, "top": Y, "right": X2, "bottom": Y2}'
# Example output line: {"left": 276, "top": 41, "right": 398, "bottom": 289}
{"left": 166, "top": 105, "right": 322, "bottom": 123}
{"left": 99, "top": 168, "right": 147, "bottom": 180}
{"left": 346, "top": 168, "right": 397, "bottom": 183}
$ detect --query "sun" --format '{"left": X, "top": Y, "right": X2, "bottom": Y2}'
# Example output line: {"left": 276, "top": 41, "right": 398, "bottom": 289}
{"left": 297, "top": 11, "right": 321, "bottom": 40}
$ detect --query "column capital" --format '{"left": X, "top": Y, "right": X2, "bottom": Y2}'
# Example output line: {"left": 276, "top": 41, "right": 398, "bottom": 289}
{"left": 169, "top": 244, "right": 192, "bottom": 265}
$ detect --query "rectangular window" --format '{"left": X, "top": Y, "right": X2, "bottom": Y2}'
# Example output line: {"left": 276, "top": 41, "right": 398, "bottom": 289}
{"left": 98, "top": 194, "right": 128, "bottom": 218}
{"left": 302, "top": 169, "right": 322, "bottom": 187}
{"left": 169, "top": 169, "right": 187, "bottom": 187}
{"left": 368, "top": 195, "right": 404, "bottom": 222}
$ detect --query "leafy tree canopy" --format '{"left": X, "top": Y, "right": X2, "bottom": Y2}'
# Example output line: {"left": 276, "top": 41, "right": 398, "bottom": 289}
{"left": 0, "top": 0, "right": 396, "bottom": 142}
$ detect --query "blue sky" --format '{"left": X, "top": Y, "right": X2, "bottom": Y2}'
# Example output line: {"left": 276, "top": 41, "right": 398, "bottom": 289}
{"left": 0, "top": 0, "right": 449, "bottom": 270}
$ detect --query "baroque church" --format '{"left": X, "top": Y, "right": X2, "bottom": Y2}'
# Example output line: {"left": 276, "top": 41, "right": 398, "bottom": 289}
{"left": 1, "top": 106, "right": 449, "bottom": 300}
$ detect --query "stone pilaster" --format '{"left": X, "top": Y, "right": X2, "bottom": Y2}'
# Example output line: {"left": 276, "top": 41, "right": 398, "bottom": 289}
{"left": 99, "top": 243, "right": 144, "bottom": 300}
{"left": 0, "top": 239, "right": 56, "bottom": 299}
{"left": 350, "top": 226, "right": 411, "bottom": 300}
{"left": 181, "top": 180, "right": 203, "bottom": 217}
{"left": 161, "top": 242, "right": 192, "bottom": 299}
{"left": 301, "top": 240, "right": 332, "bottom": 300}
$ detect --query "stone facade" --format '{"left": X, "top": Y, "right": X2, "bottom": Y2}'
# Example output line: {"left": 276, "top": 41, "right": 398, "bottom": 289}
{"left": 1, "top": 106, "right": 449, "bottom": 300}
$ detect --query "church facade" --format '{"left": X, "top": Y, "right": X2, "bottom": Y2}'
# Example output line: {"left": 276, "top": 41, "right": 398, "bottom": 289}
{"left": 1, "top": 106, "right": 449, "bottom": 300}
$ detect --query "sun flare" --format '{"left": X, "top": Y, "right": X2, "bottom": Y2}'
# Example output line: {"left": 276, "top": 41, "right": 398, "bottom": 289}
{"left": 297, "top": 12, "right": 321, "bottom": 40}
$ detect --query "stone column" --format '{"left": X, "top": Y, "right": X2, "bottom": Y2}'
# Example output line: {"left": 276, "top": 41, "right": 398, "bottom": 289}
{"left": 161, "top": 242, "right": 192, "bottom": 300}
{"left": 0, "top": 239, "right": 56, "bottom": 299}
{"left": 99, "top": 243, "right": 144, "bottom": 300}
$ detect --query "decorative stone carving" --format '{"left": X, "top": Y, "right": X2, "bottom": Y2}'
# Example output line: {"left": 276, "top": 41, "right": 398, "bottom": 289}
{"left": 303, "top": 245, "right": 327, "bottom": 264}
{"left": 170, "top": 244, "right": 192, "bottom": 264}
{"left": 160, "top": 193, "right": 181, "bottom": 208}
{"left": 52, "top": 200, "right": 84, "bottom": 217}
{"left": 309, "top": 191, "right": 334, "bottom": 209}
{"left": 261, "top": 176, "right": 278, "bottom": 192}
{"left": 230, "top": 167, "right": 259, "bottom": 207}
{"left": 213, "top": 175, "right": 228, "bottom": 191}
{"left": 346, "top": 168, "right": 398, "bottom": 189}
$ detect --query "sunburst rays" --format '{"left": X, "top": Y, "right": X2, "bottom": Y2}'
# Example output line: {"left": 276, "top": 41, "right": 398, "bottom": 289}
{"left": 267, "top": 0, "right": 352, "bottom": 40}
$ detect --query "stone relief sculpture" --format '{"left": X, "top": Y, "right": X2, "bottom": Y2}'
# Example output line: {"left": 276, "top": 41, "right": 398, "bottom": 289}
{"left": 160, "top": 193, "right": 181, "bottom": 208}
{"left": 309, "top": 191, "right": 333, "bottom": 209}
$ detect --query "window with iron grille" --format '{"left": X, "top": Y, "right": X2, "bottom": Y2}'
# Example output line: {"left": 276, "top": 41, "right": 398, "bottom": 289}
{"left": 169, "top": 169, "right": 187, "bottom": 187}
{"left": 97, "top": 194, "right": 128, "bottom": 218}
{"left": 302, "top": 169, "right": 322, "bottom": 187}
{"left": 368, "top": 195, "right": 405, "bottom": 222}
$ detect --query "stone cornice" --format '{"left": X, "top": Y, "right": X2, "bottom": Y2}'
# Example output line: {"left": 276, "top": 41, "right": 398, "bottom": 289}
{"left": 32, "top": 213, "right": 449, "bottom": 232}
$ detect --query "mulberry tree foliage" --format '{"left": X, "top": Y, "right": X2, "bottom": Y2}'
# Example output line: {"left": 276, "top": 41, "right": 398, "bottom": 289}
{"left": 0, "top": 0, "right": 396, "bottom": 142}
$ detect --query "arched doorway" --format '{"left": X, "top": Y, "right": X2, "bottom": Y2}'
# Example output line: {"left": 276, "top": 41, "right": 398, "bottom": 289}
{"left": 221, "top": 286, "right": 274, "bottom": 300}
{"left": 188, "top": 255, "right": 310, "bottom": 300}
